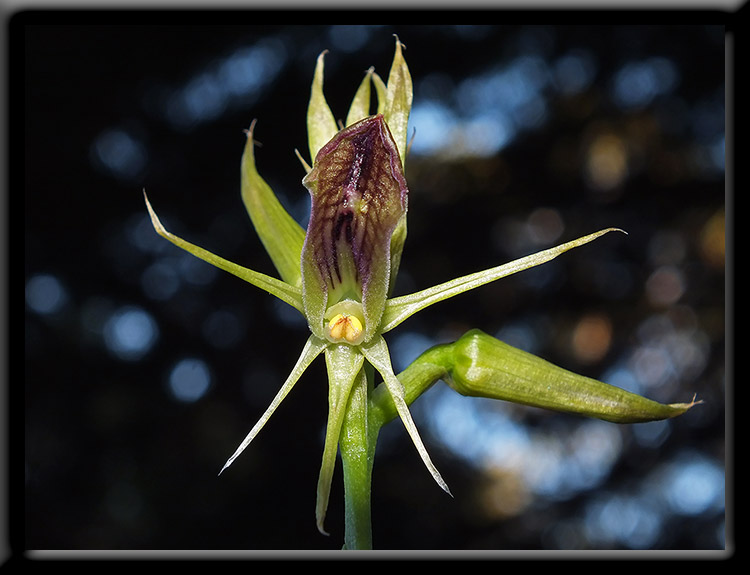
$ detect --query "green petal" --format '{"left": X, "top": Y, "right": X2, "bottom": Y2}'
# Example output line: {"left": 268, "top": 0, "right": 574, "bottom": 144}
{"left": 373, "top": 45, "right": 410, "bottom": 292}
{"left": 445, "top": 330, "right": 702, "bottom": 423}
{"left": 371, "top": 72, "right": 387, "bottom": 116}
{"left": 345, "top": 67, "right": 374, "bottom": 127}
{"left": 316, "top": 344, "right": 365, "bottom": 535}
{"left": 388, "top": 215, "right": 407, "bottom": 296}
{"left": 360, "top": 336, "right": 451, "bottom": 496}
{"left": 241, "top": 122, "right": 306, "bottom": 288}
{"left": 144, "top": 192, "right": 304, "bottom": 313}
{"left": 381, "top": 228, "right": 624, "bottom": 334}
{"left": 383, "top": 37, "right": 413, "bottom": 170}
{"left": 219, "top": 335, "right": 327, "bottom": 474}
{"left": 301, "top": 115, "right": 408, "bottom": 343}
{"left": 307, "top": 50, "right": 339, "bottom": 164}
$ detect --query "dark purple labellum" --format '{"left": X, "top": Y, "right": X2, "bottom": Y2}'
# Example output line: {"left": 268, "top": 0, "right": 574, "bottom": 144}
{"left": 301, "top": 114, "right": 408, "bottom": 343}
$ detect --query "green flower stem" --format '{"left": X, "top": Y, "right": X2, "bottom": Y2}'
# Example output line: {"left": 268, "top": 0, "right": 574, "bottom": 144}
{"left": 339, "top": 365, "right": 375, "bottom": 550}
{"left": 338, "top": 345, "right": 448, "bottom": 550}
{"left": 338, "top": 343, "right": 450, "bottom": 550}
{"left": 316, "top": 345, "right": 366, "bottom": 535}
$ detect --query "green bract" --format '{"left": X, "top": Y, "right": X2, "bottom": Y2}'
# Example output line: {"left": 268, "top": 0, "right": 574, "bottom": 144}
{"left": 144, "top": 38, "right": 700, "bottom": 549}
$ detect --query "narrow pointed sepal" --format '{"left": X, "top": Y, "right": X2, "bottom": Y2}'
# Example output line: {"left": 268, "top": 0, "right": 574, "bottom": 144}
{"left": 383, "top": 37, "right": 413, "bottom": 170}
{"left": 446, "top": 330, "right": 703, "bottom": 423}
{"left": 345, "top": 67, "right": 375, "bottom": 127}
{"left": 360, "top": 336, "right": 452, "bottom": 497}
{"left": 316, "top": 344, "right": 365, "bottom": 535}
{"left": 301, "top": 115, "right": 408, "bottom": 343}
{"left": 307, "top": 50, "right": 339, "bottom": 164}
{"left": 241, "top": 121, "right": 306, "bottom": 288}
{"left": 144, "top": 192, "right": 305, "bottom": 314}
{"left": 371, "top": 72, "right": 387, "bottom": 116}
{"left": 218, "top": 336, "right": 327, "bottom": 475}
{"left": 380, "top": 228, "right": 626, "bottom": 334}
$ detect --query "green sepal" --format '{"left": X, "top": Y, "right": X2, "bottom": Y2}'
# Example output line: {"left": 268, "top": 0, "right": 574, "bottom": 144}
{"left": 219, "top": 335, "right": 327, "bottom": 474}
{"left": 307, "top": 50, "right": 339, "bottom": 164}
{"left": 380, "top": 228, "right": 625, "bottom": 335}
{"left": 241, "top": 122, "right": 306, "bottom": 288}
{"left": 380, "top": 38, "right": 412, "bottom": 291}
{"left": 144, "top": 192, "right": 304, "bottom": 314}
{"left": 345, "top": 67, "right": 375, "bottom": 127}
{"left": 360, "top": 336, "right": 451, "bottom": 496}
{"left": 388, "top": 214, "right": 408, "bottom": 297}
{"left": 369, "top": 343, "right": 448, "bottom": 429}
{"left": 372, "top": 72, "right": 387, "bottom": 116}
{"left": 383, "top": 37, "right": 412, "bottom": 171}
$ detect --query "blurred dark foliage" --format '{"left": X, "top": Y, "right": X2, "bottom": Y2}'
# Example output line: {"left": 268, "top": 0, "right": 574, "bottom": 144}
{"left": 20, "top": 18, "right": 728, "bottom": 554}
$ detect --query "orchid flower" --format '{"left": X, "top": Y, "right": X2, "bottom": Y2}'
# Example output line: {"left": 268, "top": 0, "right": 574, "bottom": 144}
{"left": 144, "top": 38, "right": 700, "bottom": 549}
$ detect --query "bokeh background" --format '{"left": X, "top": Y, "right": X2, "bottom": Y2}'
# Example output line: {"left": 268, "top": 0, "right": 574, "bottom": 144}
{"left": 21, "top": 20, "right": 727, "bottom": 552}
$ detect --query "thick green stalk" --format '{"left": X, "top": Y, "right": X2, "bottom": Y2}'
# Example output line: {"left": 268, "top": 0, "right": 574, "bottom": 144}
{"left": 339, "top": 366, "right": 375, "bottom": 550}
{"left": 339, "top": 351, "right": 448, "bottom": 550}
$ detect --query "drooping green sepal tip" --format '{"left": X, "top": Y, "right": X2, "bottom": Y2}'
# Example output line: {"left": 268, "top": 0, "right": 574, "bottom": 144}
{"left": 361, "top": 336, "right": 452, "bottom": 497}
{"left": 241, "top": 121, "right": 306, "bottom": 289}
{"left": 445, "top": 329, "right": 702, "bottom": 424}
{"left": 218, "top": 335, "right": 328, "bottom": 476}
{"left": 143, "top": 191, "right": 304, "bottom": 314}
{"left": 300, "top": 114, "right": 408, "bottom": 346}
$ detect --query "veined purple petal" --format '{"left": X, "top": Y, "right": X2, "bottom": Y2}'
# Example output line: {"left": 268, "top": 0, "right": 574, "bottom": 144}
{"left": 301, "top": 115, "right": 408, "bottom": 344}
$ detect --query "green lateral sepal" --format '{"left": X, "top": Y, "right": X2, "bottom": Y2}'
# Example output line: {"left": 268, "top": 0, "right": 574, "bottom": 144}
{"left": 241, "top": 122, "right": 306, "bottom": 288}
{"left": 383, "top": 36, "right": 413, "bottom": 171}
{"left": 219, "top": 335, "right": 327, "bottom": 475}
{"left": 361, "top": 336, "right": 451, "bottom": 496}
{"left": 144, "top": 192, "right": 304, "bottom": 314}
{"left": 380, "top": 228, "right": 625, "bottom": 334}
{"left": 307, "top": 50, "right": 339, "bottom": 163}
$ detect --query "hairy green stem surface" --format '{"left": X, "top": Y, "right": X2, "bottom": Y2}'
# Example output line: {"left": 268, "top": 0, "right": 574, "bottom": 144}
{"left": 340, "top": 367, "right": 375, "bottom": 549}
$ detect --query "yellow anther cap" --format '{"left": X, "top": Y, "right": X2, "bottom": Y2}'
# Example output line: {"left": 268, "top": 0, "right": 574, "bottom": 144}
{"left": 327, "top": 313, "right": 364, "bottom": 344}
